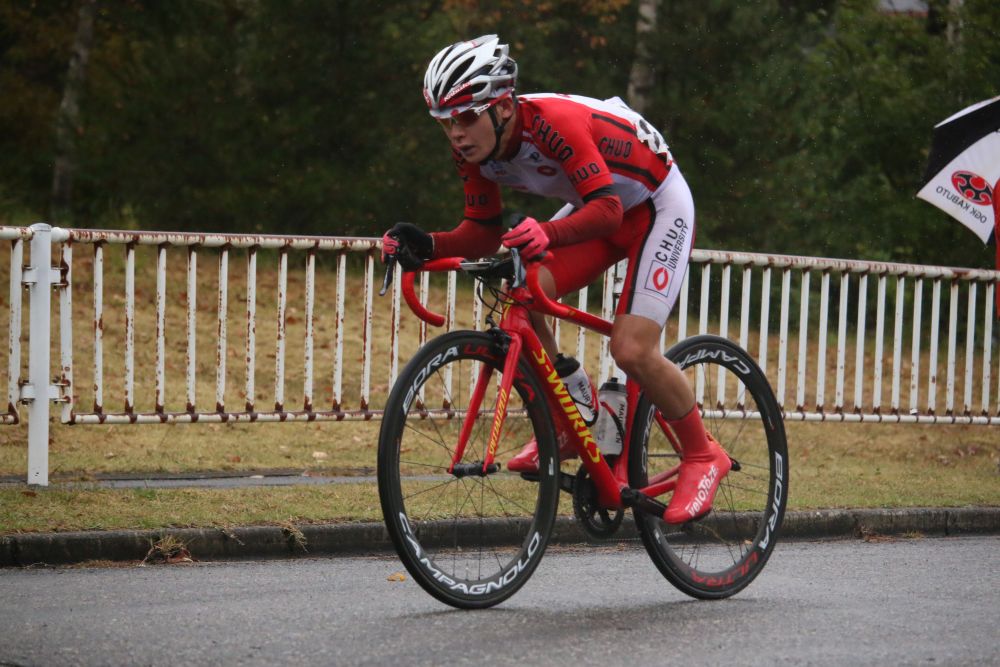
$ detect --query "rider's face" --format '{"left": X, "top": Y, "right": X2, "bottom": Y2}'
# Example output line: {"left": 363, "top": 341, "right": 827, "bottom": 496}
{"left": 438, "top": 97, "right": 515, "bottom": 164}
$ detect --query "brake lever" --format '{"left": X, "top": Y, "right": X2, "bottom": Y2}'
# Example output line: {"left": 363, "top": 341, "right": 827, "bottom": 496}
{"left": 506, "top": 213, "right": 548, "bottom": 277}
{"left": 510, "top": 248, "right": 526, "bottom": 289}
{"left": 379, "top": 255, "right": 396, "bottom": 297}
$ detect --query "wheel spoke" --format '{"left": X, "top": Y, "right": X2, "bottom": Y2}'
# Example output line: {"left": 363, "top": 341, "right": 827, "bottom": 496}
{"left": 402, "top": 419, "right": 457, "bottom": 457}
{"left": 397, "top": 459, "right": 450, "bottom": 472}
{"left": 484, "top": 474, "right": 538, "bottom": 517}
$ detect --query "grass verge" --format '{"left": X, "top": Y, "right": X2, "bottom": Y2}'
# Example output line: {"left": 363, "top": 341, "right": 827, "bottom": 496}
{"left": 1, "top": 422, "right": 997, "bottom": 535}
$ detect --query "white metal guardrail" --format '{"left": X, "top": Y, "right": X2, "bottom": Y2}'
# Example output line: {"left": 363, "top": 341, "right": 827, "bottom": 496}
{"left": 3, "top": 223, "right": 999, "bottom": 485}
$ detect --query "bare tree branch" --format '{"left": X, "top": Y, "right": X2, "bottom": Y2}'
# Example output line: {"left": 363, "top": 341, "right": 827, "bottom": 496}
{"left": 51, "top": 0, "right": 97, "bottom": 224}
{"left": 626, "top": 0, "right": 659, "bottom": 115}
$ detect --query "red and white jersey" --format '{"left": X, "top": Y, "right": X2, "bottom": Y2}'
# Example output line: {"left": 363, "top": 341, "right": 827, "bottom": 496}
{"left": 457, "top": 93, "right": 673, "bottom": 222}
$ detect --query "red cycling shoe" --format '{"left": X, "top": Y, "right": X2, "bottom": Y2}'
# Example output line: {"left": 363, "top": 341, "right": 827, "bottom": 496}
{"left": 663, "top": 438, "right": 732, "bottom": 524}
{"left": 506, "top": 433, "right": 577, "bottom": 473}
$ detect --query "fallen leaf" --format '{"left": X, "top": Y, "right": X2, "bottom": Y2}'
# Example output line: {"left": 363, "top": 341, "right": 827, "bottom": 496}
{"left": 21, "top": 490, "right": 37, "bottom": 498}
{"left": 166, "top": 550, "right": 194, "bottom": 564}
{"left": 228, "top": 455, "right": 242, "bottom": 463}
{"left": 387, "top": 572, "right": 407, "bottom": 582}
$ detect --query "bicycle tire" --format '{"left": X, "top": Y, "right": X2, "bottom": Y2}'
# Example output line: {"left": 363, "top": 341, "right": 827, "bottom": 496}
{"left": 628, "top": 335, "right": 788, "bottom": 599}
{"left": 378, "top": 331, "right": 560, "bottom": 608}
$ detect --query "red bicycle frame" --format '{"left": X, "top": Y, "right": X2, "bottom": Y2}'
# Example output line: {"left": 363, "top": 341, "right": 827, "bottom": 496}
{"left": 400, "top": 257, "right": 684, "bottom": 515}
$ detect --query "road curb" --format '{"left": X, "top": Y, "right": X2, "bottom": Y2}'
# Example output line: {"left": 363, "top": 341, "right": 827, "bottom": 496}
{"left": 2, "top": 507, "right": 997, "bottom": 567}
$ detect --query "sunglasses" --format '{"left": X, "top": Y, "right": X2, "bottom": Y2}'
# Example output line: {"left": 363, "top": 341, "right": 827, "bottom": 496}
{"left": 436, "top": 100, "right": 497, "bottom": 130}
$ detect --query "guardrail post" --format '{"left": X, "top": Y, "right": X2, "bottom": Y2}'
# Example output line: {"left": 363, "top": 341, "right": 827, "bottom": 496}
{"left": 23, "top": 223, "right": 55, "bottom": 486}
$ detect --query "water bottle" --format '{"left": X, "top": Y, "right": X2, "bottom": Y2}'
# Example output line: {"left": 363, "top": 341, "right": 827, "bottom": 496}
{"left": 594, "top": 378, "right": 627, "bottom": 455}
{"left": 554, "top": 354, "right": 598, "bottom": 426}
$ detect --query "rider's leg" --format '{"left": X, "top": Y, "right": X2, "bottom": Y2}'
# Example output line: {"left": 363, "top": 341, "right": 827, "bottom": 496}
{"left": 507, "top": 265, "right": 574, "bottom": 473}
{"left": 613, "top": 167, "right": 728, "bottom": 522}
{"left": 507, "top": 262, "right": 601, "bottom": 473}
{"left": 529, "top": 267, "right": 560, "bottom": 359}
{"left": 610, "top": 314, "right": 731, "bottom": 523}
{"left": 610, "top": 314, "right": 692, "bottom": 418}
{"left": 530, "top": 200, "right": 577, "bottom": 360}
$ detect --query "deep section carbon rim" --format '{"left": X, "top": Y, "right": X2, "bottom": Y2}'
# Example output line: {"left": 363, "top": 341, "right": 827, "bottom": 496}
{"left": 377, "top": 331, "right": 559, "bottom": 608}
{"left": 629, "top": 335, "right": 788, "bottom": 599}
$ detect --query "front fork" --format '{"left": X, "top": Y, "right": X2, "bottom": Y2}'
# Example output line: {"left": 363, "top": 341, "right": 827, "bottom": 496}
{"left": 447, "top": 331, "right": 523, "bottom": 476}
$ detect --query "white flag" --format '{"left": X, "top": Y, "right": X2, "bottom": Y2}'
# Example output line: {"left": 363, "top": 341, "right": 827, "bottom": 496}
{"left": 917, "top": 132, "right": 999, "bottom": 244}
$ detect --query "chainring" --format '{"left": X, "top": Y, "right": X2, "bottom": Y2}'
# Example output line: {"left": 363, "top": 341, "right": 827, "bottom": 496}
{"left": 571, "top": 465, "right": 624, "bottom": 540}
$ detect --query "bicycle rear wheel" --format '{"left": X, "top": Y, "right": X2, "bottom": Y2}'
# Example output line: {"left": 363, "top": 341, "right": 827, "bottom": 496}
{"left": 628, "top": 335, "right": 788, "bottom": 599}
{"left": 378, "top": 331, "right": 559, "bottom": 608}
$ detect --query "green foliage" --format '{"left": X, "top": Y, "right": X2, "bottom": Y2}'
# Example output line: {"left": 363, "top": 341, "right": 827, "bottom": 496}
{"left": 784, "top": 0, "right": 993, "bottom": 267}
{"left": 0, "top": 0, "right": 998, "bottom": 268}
{"left": 0, "top": 0, "right": 77, "bottom": 214}
{"left": 645, "top": 0, "right": 837, "bottom": 252}
{"left": 642, "top": 0, "right": 998, "bottom": 268}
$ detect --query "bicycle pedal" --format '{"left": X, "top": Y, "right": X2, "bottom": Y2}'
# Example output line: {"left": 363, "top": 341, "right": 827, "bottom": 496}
{"left": 451, "top": 462, "right": 500, "bottom": 477}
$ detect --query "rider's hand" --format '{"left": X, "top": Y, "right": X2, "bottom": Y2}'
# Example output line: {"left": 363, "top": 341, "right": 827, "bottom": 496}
{"left": 501, "top": 216, "right": 549, "bottom": 259}
{"left": 380, "top": 231, "right": 400, "bottom": 263}
{"left": 382, "top": 222, "right": 433, "bottom": 270}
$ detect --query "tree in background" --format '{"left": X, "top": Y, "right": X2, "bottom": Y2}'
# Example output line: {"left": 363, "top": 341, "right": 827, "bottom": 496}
{"left": 50, "top": 0, "right": 96, "bottom": 224}
{"left": 639, "top": 0, "right": 997, "bottom": 269}
{"left": 783, "top": 0, "right": 984, "bottom": 267}
{"left": 0, "top": 0, "right": 997, "bottom": 270}
{"left": 0, "top": 0, "right": 78, "bottom": 217}
{"left": 626, "top": 0, "right": 659, "bottom": 116}
{"left": 62, "top": 0, "right": 634, "bottom": 234}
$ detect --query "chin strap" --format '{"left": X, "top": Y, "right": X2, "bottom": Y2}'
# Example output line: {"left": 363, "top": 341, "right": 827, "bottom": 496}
{"left": 482, "top": 105, "right": 510, "bottom": 162}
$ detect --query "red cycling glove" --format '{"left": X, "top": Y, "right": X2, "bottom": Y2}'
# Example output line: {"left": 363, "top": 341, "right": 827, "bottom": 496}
{"left": 381, "top": 231, "right": 400, "bottom": 263}
{"left": 501, "top": 217, "right": 549, "bottom": 258}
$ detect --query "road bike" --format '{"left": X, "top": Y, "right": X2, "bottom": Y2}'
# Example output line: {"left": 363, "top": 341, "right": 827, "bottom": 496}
{"left": 377, "top": 251, "right": 788, "bottom": 609}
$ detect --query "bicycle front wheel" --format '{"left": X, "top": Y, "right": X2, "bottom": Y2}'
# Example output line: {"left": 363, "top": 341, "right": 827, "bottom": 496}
{"left": 378, "top": 331, "right": 560, "bottom": 609}
{"left": 629, "top": 335, "right": 788, "bottom": 599}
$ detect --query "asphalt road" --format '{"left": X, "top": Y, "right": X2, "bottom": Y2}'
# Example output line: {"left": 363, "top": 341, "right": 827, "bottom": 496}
{"left": 1, "top": 536, "right": 997, "bottom": 666}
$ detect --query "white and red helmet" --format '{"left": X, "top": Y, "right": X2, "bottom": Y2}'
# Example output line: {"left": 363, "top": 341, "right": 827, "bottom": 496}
{"left": 423, "top": 35, "right": 518, "bottom": 118}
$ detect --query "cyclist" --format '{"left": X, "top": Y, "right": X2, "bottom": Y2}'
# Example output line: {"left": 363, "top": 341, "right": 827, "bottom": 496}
{"left": 381, "top": 35, "right": 729, "bottom": 524}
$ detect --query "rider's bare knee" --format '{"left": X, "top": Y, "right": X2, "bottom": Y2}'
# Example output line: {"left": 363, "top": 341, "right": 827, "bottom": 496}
{"left": 610, "top": 336, "right": 648, "bottom": 378}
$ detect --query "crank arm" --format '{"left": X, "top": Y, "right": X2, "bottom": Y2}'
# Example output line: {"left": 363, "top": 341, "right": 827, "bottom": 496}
{"left": 619, "top": 487, "right": 669, "bottom": 519}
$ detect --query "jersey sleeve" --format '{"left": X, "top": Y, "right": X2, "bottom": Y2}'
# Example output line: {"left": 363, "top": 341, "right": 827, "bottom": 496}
{"left": 431, "top": 219, "right": 503, "bottom": 260}
{"left": 542, "top": 193, "right": 623, "bottom": 248}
